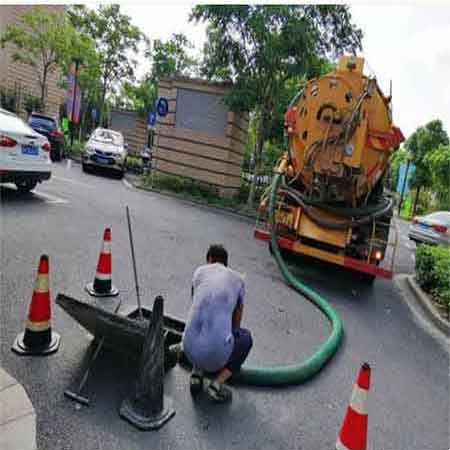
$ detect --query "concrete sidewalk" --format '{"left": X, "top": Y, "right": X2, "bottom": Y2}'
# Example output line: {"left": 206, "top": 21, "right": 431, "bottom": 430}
{"left": 0, "top": 367, "right": 36, "bottom": 450}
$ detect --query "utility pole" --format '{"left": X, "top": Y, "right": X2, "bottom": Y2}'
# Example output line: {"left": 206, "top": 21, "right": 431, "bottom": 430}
{"left": 70, "top": 57, "right": 82, "bottom": 147}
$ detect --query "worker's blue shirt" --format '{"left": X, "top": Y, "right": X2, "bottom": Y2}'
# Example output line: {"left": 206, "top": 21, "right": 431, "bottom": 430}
{"left": 182, "top": 263, "right": 245, "bottom": 372}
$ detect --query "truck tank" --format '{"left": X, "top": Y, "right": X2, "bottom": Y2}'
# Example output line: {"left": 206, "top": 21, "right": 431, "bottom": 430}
{"left": 255, "top": 55, "right": 405, "bottom": 281}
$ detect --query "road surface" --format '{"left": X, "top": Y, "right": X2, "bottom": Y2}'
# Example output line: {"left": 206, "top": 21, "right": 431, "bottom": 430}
{"left": 1, "top": 162, "right": 448, "bottom": 450}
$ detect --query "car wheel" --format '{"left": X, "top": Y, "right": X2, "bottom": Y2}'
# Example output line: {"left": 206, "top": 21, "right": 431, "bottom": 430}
{"left": 15, "top": 180, "right": 37, "bottom": 193}
{"left": 55, "top": 144, "right": 63, "bottom": 162}
{"left": 82, "top": 163, "right": 89, "bottom": 173}
{"left": 115, "top": 169, "right": 125, "bottom": 179}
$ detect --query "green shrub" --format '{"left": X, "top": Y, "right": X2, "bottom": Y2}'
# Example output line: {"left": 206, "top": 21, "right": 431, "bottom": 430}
{"left": 416, "top": 244, "right": 450, "bottom": 308}
{"left": 125, "top": 155, "right": 142, "bottom": 172}
{"left": 66, "top": 140, "right": 84, "bottom": 158}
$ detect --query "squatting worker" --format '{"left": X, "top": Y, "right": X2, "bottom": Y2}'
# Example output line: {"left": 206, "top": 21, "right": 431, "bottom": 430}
{"left": 182, "top": 244, "right": 253, "bottom": 403}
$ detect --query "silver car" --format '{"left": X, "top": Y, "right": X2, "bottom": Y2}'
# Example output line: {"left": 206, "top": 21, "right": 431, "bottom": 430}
{"left": 408, "top": 211, "right": 450, "bottom": 246}
{"left": 82, "top": 128, "right": 128, "bottom": 178}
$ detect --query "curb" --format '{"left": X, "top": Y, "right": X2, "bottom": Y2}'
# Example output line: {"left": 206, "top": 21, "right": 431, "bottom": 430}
{"left": 0, "top": 367, "right": 36, "bottom": 450}
{"left": 405, "top": 275, "right": 450, "bottom": 336}
{"left": 127, "top": 176, "right": 257, "bottom": 223}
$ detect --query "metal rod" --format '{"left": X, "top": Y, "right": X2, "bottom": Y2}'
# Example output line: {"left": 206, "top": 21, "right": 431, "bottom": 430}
{"left": 64, "top": 299, "right": 122, "bottom": 406}
{"left": 126, "top": 206, "right": 143, "bottom": 320}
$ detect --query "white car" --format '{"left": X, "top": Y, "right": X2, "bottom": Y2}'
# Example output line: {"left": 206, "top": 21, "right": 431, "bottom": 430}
{"left": 82, "top": 128, "right": 128, "bottom": 178}
{"left": 0, "top": 108, "right": 52, "bottom": 192}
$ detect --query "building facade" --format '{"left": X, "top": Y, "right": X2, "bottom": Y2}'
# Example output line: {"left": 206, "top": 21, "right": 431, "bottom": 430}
{"left": 0, "top": 5, "right": 66, "bottom": 118}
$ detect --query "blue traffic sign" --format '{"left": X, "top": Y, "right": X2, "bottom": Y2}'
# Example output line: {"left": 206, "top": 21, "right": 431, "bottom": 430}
{"left": 156, "top": 97, "right": 169, "bottom": 117}
{"left": 148, "top": 111, "right": 156, "bottom": 127}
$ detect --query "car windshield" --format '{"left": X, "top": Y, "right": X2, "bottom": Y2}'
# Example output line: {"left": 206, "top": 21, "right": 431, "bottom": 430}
{"left": 91, "top": 129, "right": 123, "bottom": 146}
{"left": 428, "top": 212, "right": 450, "bottom": 225}
{"left": 30, "top": 116, "right": 56, "bottom": 129}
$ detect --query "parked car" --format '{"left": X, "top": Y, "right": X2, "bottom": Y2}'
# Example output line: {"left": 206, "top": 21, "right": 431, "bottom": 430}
{"left": 0, "top": 108, "right": 52, "bottom": 192}
{"left": 408, "top": 211, "right": 450, "bottom": 246}
{"left": 82, "top": 128, "right": 128, "bottom": 178}
{"left": 28, "top": 112, "right": 65, "bottom": 162}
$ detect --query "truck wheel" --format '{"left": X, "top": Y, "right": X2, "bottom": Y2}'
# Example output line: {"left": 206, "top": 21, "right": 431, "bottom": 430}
{"left": 359, "top": 272, "right": 376, "bottom": 284}
{"left": 15, "top": 180, "right": 37, "bottom": 193}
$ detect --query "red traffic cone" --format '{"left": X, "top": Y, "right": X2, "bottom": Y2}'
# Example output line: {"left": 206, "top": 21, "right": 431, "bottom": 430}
{"left": 336, "top": 362, "right": 371, "bottom": 450}
{"left": 12, "top": 255, "right": 60, "bottom": 355}
{"left": 85, "top": 228, "right": 119, "bottom": 297}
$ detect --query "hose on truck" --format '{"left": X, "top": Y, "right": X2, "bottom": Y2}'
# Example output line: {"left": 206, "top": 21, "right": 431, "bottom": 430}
{"left": 237, "top": 173, "right": 344, "bottom": 386}
{"left": 281, "top": 185, "right": 394, "bottom": 230}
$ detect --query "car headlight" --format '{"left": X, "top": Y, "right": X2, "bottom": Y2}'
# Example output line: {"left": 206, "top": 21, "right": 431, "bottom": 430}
{"left": 85, "top": 145, "right": 95, "bottom": 154}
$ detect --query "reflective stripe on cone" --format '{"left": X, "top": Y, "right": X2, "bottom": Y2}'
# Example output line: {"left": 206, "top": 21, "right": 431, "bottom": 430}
{"left": 336, "top": 363, "right": 371, "bottom": 450}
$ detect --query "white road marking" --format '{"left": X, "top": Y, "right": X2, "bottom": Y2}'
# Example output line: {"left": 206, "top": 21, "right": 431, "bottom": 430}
{"left": 52, "top": 175, "right": 93, "bottom": 188}
{"left": 33, "top": 190, "right": 69, "bottom": 204}
{"left": 406, "top": 242, "right": 415, "bottom": 250}
{"left": 66, "top": 159, "right": 72, "bottom": 170}
{"left": 410, "top": 253, "right": 416, "bottom": 261}
{"left": 122, "top": 178, "right": 133, "bottom": 189}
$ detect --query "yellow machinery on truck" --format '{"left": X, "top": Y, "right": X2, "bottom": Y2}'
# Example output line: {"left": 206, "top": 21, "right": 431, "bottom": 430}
{"left": 255, "top": 55, "right": 405, "bottom": 282}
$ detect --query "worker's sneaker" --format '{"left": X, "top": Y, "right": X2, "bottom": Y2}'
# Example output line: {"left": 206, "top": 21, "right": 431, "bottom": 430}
{"left": 190, "top": 372, "right": 203, "bottom": 396}
{"left": 206, "top": 381, "right": 232, "bottom": 403}
{"left": 168, "top": 342, "right": 183, "bottom": 362}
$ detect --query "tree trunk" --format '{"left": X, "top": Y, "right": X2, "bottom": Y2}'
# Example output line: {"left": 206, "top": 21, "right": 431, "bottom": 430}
{"left": 40, "top": 67, "right": 48, "bottom": 112}
{"left": 98, "top": 80, "right": 107, "bottom": 127}
{"left": 247, "top": 115, "right": 265, "bottom": 209}
{"left": 412, "top": 185, "right": 421, "bottom": 216}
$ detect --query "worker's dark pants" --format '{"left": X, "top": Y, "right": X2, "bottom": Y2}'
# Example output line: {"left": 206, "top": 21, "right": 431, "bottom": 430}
{"left": 225, "top": 328, "right": 253, "bottom": 374}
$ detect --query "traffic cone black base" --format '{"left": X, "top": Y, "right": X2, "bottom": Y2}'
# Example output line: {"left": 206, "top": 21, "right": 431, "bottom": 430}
{"left": 12, "top": 331, "right": 60, "bottom": 356}
{"left": 119, "top": 295, "right": 175, "bottom": 431}
{"left": 85, "top": 282, "right": 119, "bottom": 297}
{"left": 120, "top": 396, "right": 175, "bottom": 431}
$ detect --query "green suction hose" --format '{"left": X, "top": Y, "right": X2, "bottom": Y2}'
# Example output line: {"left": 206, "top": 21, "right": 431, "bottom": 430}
{"left": 237, "top": 172, "right": 344, "bottom": 386}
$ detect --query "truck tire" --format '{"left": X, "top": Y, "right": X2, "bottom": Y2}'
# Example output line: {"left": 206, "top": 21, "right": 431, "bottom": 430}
{"left": 359, "top": 272, "right": 376, "bottom": 284}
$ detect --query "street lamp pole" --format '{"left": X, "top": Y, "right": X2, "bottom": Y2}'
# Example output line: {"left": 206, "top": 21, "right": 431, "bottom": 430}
{"left": 70, "top": 57, "right": 82, "bottom": 147}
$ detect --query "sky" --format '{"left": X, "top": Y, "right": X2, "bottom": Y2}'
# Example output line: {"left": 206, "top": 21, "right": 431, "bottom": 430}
{"left": 119, "top": 2, "right": 450, "bottom": 138}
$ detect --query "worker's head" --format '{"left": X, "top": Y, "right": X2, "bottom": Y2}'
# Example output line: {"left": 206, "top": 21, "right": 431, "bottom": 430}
{"left": 206, "top": 244, "right": 228, "bottom": 267}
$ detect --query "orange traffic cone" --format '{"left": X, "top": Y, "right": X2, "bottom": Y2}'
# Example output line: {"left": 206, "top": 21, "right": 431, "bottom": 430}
{"left": 336, "top": 362, "right": 371, "bottom": 450}
{"left": 85, "top": 228, "right": 119, "bottom": 297}
{"left": 12, "top": 255, "right": 60, "bottom": 355}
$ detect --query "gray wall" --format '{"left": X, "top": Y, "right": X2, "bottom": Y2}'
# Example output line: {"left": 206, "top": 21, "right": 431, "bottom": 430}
{"left": 175, "top": 88, "right": 227, "bottom": 136}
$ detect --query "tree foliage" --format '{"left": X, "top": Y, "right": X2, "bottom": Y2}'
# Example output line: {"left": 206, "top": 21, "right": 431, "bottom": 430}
{"left": 405, "top": 119, "right": 449, "bottom": 190}
{"left": 68, "top": 4, "right": 146, "bottom": 123}
{"left": 190, "top": 5, "right": 362, "bottom": 206}
{"left": 114, "top": 79, "right": 158, "bottom": 118}
{"left": 150, "top": 33, "right": 198, "bottom": 82}
{"left": 0, "top": 6, "right": 91, "bottom": 111}
{"left": 425, "top": 144, "right": 450, "bottom": 208}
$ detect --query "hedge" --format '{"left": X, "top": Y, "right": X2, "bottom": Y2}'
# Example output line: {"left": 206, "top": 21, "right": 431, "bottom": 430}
{"left": 416, "top": 244, "right": 450, "bottom": 309}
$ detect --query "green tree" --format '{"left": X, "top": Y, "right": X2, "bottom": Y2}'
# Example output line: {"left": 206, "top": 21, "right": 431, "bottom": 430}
{"left": 425, "top": 145, "right": 450, "bottom": 209}
{"left": 68, "top": 5, "right": 146, "bottom": 125}
{"left": 114, "top": 78, "right": 158, "bottom": 118}
{"left": 150, "top": 33, "right": 198, "bottom": 82}
{"left": 0, "top": 6, "right": 82, "bottom": 111}
{"left": 190, "top": 5, "right": 362, "bottom": 207}
{"left": 405, "top": 120, "right": 449, "bottom": 214}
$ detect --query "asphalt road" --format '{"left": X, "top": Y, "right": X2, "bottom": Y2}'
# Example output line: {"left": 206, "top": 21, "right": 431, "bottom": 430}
{"left": 1, "top": 162, "right": 448, "bottom": 450}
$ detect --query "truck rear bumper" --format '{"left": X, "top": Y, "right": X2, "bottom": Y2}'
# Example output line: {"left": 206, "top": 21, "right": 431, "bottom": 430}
{"left": 254, "top": 229, "right": 393, "bottom": 279}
